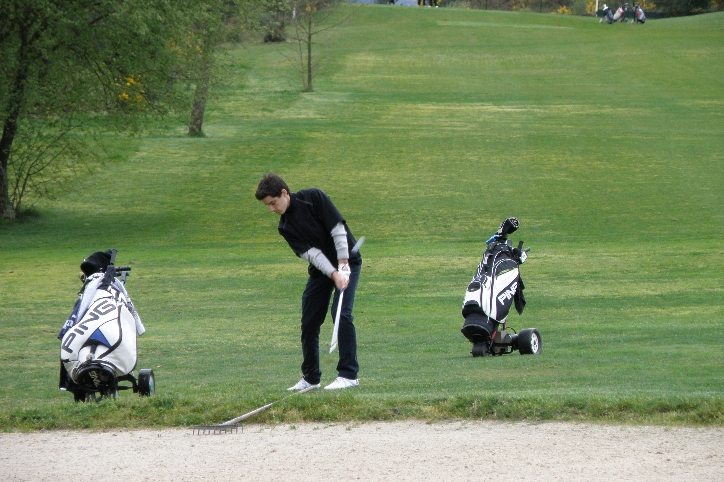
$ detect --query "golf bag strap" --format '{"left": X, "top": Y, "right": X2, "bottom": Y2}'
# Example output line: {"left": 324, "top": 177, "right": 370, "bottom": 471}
{"left": 514, "top": 275, "right": 526, "bottom": 314}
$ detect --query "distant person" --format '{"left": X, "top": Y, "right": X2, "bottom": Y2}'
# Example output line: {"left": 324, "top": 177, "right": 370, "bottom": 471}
{"left": 255, "top": 174, "right": 362, "bottom": 390}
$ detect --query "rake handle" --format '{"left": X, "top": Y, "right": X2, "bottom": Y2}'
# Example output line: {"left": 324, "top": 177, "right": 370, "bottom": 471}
{"left": 218, "top": 385, "right": 317, "bottom": 426}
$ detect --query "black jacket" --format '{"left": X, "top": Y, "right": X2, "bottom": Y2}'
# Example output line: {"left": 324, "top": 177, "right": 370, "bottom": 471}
{"left": 278, "top": 189, "right": 359, "bottom": 277}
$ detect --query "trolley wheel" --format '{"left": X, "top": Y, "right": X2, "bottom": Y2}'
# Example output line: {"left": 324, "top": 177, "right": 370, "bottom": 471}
{"left": 75, "top": 390, "right": 112, "bottom": 402}
{"left": 471, "top": 343, "right": 487, "bottom": 357}
{"left": 138, "top": 369, "right": 155, "bottom": 396}
{"left": 517, "top": 329, "right": 542, "bottom": 355}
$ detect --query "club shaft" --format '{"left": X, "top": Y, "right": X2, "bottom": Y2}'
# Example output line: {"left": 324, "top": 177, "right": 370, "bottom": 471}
{"left": 330, "top": 289, "right": 344, "bottom": 353}
{"left": 350, "top": 236, "right": 365, "bottom": 255}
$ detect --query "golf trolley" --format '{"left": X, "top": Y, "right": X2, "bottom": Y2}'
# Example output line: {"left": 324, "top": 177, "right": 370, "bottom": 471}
{"left": 460, "top": 218, "right": 542, "bottom": 358}
{"left": 464, "top": 319, "right": 542, "bottom": 357}
{"left": 58, "top": 249, "right": 155, "bottom": 402}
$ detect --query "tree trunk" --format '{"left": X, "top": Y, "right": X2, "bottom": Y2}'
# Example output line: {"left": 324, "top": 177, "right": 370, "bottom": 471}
{"left": 0, "top": 133, "right": 16, "bottom": 220}
{"left": 0, "top": 49, "right": 30, "bottom": 221}
{"left": 306, "top": 16, "right": 313, "bottom": 91}
{"left": 188, "top": 42, "right": 213, "bottom": 136}
{"left": 188, "top": 70, "right": 210, "bottom": 136}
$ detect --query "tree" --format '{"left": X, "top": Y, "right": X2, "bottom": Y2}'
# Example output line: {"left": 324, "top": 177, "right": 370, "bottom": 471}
{"left": 286, "top": 0, "right": 348, "bottom": 92}
{"left": 185, "top": 0, "right": 270, "bottom": 136}
{"left": 0, "top": 0, "right": 194, "bottom": 220}
{"left": 261, "top": 0, "right": 293, "bottom": 43}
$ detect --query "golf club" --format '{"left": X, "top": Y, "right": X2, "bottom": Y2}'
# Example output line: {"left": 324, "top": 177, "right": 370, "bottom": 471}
{"left": 329, "top": 237, "right": 364, "bottom": 353}
{"left": 351, "top": 236, "right": 365, "bottom": 255}
{"left": 329, "top": 289, "right": 344, "bottom": 353}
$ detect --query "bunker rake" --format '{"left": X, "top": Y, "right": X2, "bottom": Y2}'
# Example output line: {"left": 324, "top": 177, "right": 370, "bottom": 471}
{"left": 192, "top": 385, "right": 317, "bottom": 435}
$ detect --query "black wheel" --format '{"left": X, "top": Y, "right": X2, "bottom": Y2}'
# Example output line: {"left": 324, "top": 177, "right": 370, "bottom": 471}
{"left": 517, "top": 329, "right": 542, "bottom": 355}
{"left": 138, "top": 369, "right": 155, "bottom": 396}
{"left": 73, "top": 390, "right": 87, "bottom": 403}
{"left": 471, "top": 343, "right": 487, "bottom": 357}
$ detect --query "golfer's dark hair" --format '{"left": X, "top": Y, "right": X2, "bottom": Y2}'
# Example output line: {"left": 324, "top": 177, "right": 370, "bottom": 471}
{"left": 255, "top": 173, "right": 289, "bottom": 200}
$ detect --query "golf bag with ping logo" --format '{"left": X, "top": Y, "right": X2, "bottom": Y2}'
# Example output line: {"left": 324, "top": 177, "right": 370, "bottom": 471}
{"left": 58, "top": 249, "right": 154, "bottom": 402}
{"left": 461, "top": 218, "right": 540, "bottom": 357}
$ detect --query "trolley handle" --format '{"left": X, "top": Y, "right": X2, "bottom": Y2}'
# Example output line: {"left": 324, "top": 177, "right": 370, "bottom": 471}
{"left": 516, "top": 240, "right": 530, "bottom": 253}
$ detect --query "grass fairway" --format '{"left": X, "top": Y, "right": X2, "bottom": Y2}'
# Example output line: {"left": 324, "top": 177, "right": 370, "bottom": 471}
{"left": 1, "top": 6, "right": 723, "bottom": 430}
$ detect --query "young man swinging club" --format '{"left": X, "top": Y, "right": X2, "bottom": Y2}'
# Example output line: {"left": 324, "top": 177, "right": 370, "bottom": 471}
{"left": 255, "top": 173, "right": 362, "bottom": 390}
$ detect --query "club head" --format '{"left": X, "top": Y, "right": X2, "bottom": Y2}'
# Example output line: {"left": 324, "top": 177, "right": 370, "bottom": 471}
{"left": 351, "top": 236, "right": 365, "bottom": 255}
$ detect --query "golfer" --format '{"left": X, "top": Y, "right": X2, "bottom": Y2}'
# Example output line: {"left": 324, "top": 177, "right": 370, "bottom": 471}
{"left": 255, "top": 173, "right": 362, "bottom": 390}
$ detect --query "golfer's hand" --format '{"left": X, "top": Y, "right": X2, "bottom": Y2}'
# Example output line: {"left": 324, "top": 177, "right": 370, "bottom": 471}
{"left": 338, "top": 262, "right": 351, "bottom": 282}
{"left": 331, "top": 270, "right": 349, "bottom": 290}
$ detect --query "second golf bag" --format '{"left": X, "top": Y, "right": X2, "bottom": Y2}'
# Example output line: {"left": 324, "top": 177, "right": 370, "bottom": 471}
{"left": 461, "top": 218, "right": 529, "bottom": 351}
{"left": 600, "top": 4, "right": 615, "bottom": 23}
{"left": 58, "top": 249, "right": 154, "bottom": 402}
{"left": 613, "top": 3, "right": 628, "bottom": 21}
{"left": 632, "top": 5, "right": 646, "bottom": 23}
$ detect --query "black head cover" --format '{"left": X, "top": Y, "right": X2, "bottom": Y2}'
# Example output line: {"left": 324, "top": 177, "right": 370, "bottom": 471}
{"left": 80, "top": 250, "right": 113, "bottom": 276}
{"left": 496, "top": 217, "right": 520, "bottom": 237}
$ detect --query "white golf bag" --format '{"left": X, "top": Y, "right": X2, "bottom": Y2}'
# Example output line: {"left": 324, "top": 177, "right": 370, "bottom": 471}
{"left": 58, "top": 249, "right": 153, "bottom": 402}
{"left": 613, "top": 3, "right": 628, "bottom": 21}
{"left": 632, "top": 5, "right": 646, "bottom": 23}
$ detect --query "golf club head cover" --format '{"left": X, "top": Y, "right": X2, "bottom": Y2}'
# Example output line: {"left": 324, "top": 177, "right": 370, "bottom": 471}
{"left": 80, "top": 249, "right": 113, "bottom": 277}
{"left": 496, "top": 217, "right": 519, "bottom": 237}
{"left": 338, "top": 262, "right": 350, "bottom": 282}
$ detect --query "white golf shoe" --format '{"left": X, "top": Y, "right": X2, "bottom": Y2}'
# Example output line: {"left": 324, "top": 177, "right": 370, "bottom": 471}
{"left": 287, "top": 378, "right": 320, "bottom": 391}
{"left": 324, "top": 377, "right": 359, "bottom": 390}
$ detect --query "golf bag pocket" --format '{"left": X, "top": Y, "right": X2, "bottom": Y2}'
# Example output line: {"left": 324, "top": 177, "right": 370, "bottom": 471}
{"left": 462, "top": 244, "right": 522, "bottom": 323}
{"left": 470, "top": 264, "right": 519, "bottom": 321}
{"left": 461, "top": 311, "right": 496, "bottom": 343}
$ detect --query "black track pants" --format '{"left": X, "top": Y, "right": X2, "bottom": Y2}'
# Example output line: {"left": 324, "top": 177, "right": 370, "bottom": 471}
{"left": 300, "top": 259, "right": 361, "bottom": 384}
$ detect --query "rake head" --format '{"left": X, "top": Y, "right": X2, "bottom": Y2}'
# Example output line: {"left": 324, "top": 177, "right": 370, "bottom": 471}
{"left": 192, "top": 424, "right": 243, "bottom": 435}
